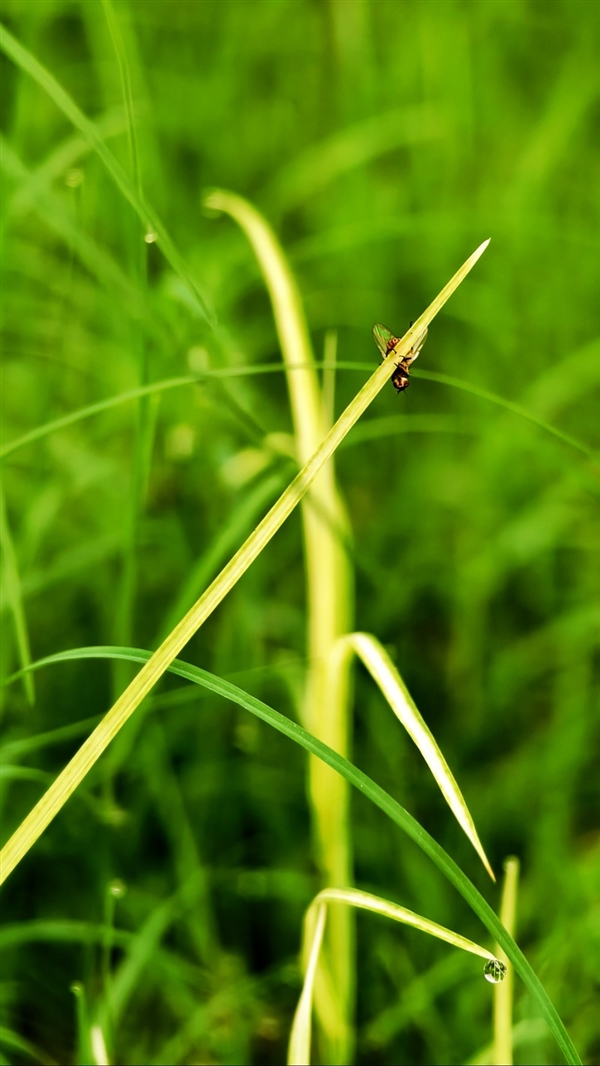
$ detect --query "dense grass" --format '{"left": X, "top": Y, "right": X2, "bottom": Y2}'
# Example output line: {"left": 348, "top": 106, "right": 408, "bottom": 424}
{"left": 1, "top": 1, "right": 598, "bottom": 1064}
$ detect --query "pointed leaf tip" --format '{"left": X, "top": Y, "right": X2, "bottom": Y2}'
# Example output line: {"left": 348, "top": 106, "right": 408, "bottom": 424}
{"left": 473, "top": 238, "right": 491, "bottom": 259}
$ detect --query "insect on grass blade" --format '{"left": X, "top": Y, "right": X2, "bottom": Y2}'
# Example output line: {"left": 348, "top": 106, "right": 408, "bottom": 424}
{"left": 373, "top": 322, "right": 428, "bottom": 394}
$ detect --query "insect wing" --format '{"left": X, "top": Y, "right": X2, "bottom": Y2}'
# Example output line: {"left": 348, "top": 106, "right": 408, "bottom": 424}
{"left": 373, "top": 323, "right": 400, "bottom": 359}
{"left": 404, "top": 325, "right": 428, "bottom": 367}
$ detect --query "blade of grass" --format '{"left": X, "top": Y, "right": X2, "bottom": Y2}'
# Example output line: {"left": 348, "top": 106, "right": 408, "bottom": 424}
{"left": 0, "top": 1026, "right": 56, "bottom": 1066}
{"left": 291, "top": 359, "right": 597, "bottom": 460}
{"left": 288, "top": 903, "right": 326, "bottom": 1066}
{"left": 0, "top": 919, "right": 135, "bottom": 951}
{"left": 110, "top": 385, "right": 158, "bottom": 696}
{"left": 204, "top": 187, "right": 355, "bottom": 1062}
{"left": 95, "top": 870, "right": 207, "bottom": 1033}
{"left": 1, "top": 716, "right": 102, "bottom": 762}
{"left": 5, "top": 357, "right": 588, "bottom": 465}
{"left": 70, "top": 982, "right": 93, "bottom": 1066}
{"left": 4, "top": 104, "right": 130, "bottom": 223}
{"left": 269, "top": 104, "right": 446, "bottom": 211}
{"left": 0, "top": 767, "right": 52, "bottom": 786}
{"left": 1, "top": 645, "right": 581, "bottom": 1065}
{"left": 521, "top": 338, "right": 600, "bottom": 420}
{"left": 0, "top": 362, "right": 398, "bottom": 463}
{"left": 156, "top": 470, "right": 286, "bottom": 642}
{"left": 467, "top": 1020, "right": 550, "bottom": 1066}
{"left": 342, "top": 412, "right": 479, "bottom": 445}
{"left": 0, "top": 534, "right": 121, "bottom": 612}
{"left": 0, "top": 23, "right": 212, "bottom": 325}
{"left": 0, "top": 376, "right": 197, "bottom": 460}
{"left": 101, "top": 0, "right": 140, "bottom": 195}
{"left": 90, "top": 1026, "right": 109, "bottom": 1066}
{"left": 139, "top": 717, "right": 217, "bottom": 964}
{"left": 0, "top": 487, "right": 34, "bottom": 705}
{"left": 0, "top": 135, "right": 156, "bottom": 329}
{"left": 332, "top": 633, "right": 494, "bottom": 878}
{"left": 413, "top": 369, "right": 598, "bottom": 459}
{"left": 314, "top": 887, "right": 497, "bottom": 959}
{"left": 322, "top": 331, "right": 338, "bottom": 428}
{"left": 97, "top": 0, "right": 156, "bottom": 706}
{"left": 494, "top": 857, "right": 520, "bottom": 1066}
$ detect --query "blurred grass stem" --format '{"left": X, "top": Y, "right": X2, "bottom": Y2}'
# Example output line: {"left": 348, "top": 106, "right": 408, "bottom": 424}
{"left": 0, "top": 486, "right": 34, "bottom": 706}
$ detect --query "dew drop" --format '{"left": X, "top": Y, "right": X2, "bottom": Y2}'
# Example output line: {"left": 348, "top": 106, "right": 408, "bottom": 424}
{"left": 108, "top": 878, "right": 127, "bottom": 898}
{"left": 144, "top": 230, "right": 157, "bottom": 243}
{"left": 70, "top": 981, "right": 83, "bottom": 996}
{"left": 483, "top": 958, "right": 507, "bottom": 984}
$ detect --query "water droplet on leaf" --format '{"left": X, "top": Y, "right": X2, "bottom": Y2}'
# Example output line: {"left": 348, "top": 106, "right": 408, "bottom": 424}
{"left": 144, "top": 231, "right": 157, "bottom": 243}
{"left": 483, "top": 958, "right": 507, "bottom": 984}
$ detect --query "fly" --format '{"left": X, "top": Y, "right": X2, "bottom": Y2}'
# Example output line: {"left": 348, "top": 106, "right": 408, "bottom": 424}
{"left": 373, "top": 322, "right": 428, "bottom": 393}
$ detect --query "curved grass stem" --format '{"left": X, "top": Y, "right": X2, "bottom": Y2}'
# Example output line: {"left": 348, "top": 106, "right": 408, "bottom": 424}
{"left": 204, "top": 188, "right": 355, "bottom": 1062}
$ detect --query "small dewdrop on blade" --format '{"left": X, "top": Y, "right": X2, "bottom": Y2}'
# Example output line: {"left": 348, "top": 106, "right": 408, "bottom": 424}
{"left": 484, "top": 958, "right": 507, "bottom": 984}
{"left": 373, "top": 321, "right": 428, "bottom": 394}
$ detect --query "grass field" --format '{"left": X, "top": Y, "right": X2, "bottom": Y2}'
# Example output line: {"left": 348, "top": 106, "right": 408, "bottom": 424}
{"left": 1, "top": 1, "right": 599, "bottom": 1064}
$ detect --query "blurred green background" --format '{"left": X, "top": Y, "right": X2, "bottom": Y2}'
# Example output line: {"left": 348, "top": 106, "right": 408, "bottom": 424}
{"left": 1, "top": 0, "right": 599, "bottom": 1063}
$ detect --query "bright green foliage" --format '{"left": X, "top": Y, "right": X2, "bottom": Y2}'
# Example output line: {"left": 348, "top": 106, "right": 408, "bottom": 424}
{"left": 1, "top": 2, "right": 598, "bottom": 1065}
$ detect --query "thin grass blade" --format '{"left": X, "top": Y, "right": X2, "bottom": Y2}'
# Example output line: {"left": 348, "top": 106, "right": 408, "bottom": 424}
{"left": 0, "top": 23, "right": 211, "bottom": 324}
{"left": 415, "top": 370, "right": 597, "bottom": 459}
{"left": 494, "top": 857, "right": 520, "bottom": 1065}
{"left": 315, "top": 887, "right": 496, "bottom": 959}
{"left": 338, "top": 633, "right": 494, "bottom": 878}
{"left": 0, "top": 488, "right": 34, "bottom": 705}
{"left": 288, "top": 903, "right": 327, "bottom": 1065}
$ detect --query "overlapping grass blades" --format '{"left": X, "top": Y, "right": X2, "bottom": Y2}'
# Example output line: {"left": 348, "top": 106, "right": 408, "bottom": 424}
{"left": 328, "top": 633, "right": 493, "bottom": 878}
{"left": 0, "top": 23, "right": 211, "bottom": 324}
{"left": 5, "top": 361, "right": 593, "bottom": 463}
{"left": 289, "top": 886, "right": 500, "bottom": 1065}
{"left": 3, "top": 645, "right": 581, "bottom": 1065}
{"left": 0, "top": 240, "right": 489, "bottom": 883}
